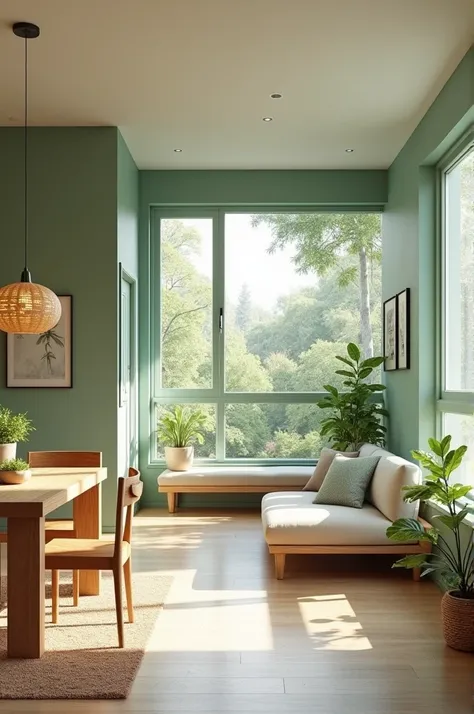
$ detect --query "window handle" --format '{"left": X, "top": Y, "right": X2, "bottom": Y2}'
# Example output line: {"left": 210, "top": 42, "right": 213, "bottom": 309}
{"left": 219, "top": 308, "right": 224, "bottom": 333}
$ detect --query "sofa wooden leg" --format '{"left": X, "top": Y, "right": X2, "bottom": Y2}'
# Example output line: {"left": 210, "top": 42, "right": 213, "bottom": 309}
{"left": 167, "top": 492, "right": 177, "bottom": 514}
{"left": 274, "top": 553, "right": 286, "bottom": 580}
{"left": 412, "top": 567, "right": 421, "bottom": 582}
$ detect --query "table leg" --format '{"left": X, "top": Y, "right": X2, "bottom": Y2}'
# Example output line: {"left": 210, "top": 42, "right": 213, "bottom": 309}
{"left": 7, "top": 516, "right": 45, "bottom": 658}
{"left": 73, "top": 483, "right": 102, "bottom": 595}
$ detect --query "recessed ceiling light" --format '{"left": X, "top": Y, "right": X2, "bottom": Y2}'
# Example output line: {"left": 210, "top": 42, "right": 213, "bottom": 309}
{"left": 345, "top": 148, "right": 354, "bottom": 153}
{"left": 262, "top": 117, "right": 273, "bottom": 122}
{"left": 174, "top": 148, "right": 183, "bottom": 152}
{"left": 270, "top": 93, "right": 282, "bottom": 99}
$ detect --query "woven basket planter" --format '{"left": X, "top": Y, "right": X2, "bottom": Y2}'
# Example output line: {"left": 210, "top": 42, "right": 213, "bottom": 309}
{"left": 441, "top": 591, "right": 474, "bottom": 652}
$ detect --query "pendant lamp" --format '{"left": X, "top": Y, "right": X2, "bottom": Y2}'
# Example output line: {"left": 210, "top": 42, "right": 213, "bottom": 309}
{"left": 0, "top": 22, "right": 61, "bottom": 334}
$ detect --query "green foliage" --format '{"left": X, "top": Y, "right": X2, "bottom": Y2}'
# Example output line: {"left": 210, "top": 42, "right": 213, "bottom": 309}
{"left": 0, "top": 457, "right": 29, "bottom": 471}
{"left": 387, "top": 436, "right": 473, "bottom": 599}
{"left": 316, "top": 343, "right": 386, "bottom": 450}
{"left": 161, "top": 220, "right": 212, "bottom": 389}
{"left": 265, "top": 430, "right": 322, "bottom": 459}
{"left": 0, "top": 406, "right": 35, "bottom": 444}
{"left": 225, "top": 404, "right": 271, "bottom": 458}
{"left": 157, "top": 406, "right": 208, "bottom": 448}
{"left": 236, "top": 283, "right": 252, "bottom": 334}
{"left": 251, "top": 213, "right": 381, "bottom": 358}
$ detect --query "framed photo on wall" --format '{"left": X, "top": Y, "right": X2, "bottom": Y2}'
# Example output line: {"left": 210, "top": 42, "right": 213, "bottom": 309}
{"left": 383, "top": 295, "right": 397, "bottom": 371}
{"left": 397, "top": 288, "right": 410, "bottom": 370}
{"left": 7, "top": 295, "right": 72, "bottom": 388}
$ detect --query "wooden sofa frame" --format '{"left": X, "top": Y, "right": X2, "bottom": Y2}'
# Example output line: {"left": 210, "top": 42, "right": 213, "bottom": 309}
{"left": 160, "top": 485, "right": 301, "bottom": 514}
{"left": 268, "top": 518, "right": 432, "bottom": 580}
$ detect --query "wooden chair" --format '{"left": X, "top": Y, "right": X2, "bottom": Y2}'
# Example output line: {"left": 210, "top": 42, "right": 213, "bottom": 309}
{"left": 2, "top": 451, "right": 103, "bottom": 603}
{"left": 45, "top": 468, "right": 142, "bottom": 648}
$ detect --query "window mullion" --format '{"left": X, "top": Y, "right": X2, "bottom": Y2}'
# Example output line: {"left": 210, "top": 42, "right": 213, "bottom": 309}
{"left": 214, "top": 209, "right": 226, "bottom": 459}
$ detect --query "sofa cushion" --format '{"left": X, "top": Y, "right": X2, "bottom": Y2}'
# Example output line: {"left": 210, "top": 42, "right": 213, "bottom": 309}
{"left": 261, "top": 491, "right": 412, "bottom": 546}
{"left": 158, "top": 465, "right": 313, "bottom": 488}
{"left": 313, "top": 455, "right": 381, "bottom": 508}
{"left": 358, "top": 444, "right": 421, "bottom": 521}
{"left": 303, "top": 448, "right": 359, "bottom": 491}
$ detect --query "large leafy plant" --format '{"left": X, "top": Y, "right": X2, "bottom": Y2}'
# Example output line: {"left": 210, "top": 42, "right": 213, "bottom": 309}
{"left": 317, "top": 343, "right": 387, "bottom": 451}
{"left": 157, "top": 405, "right": 208, "bottom": 448}
{"left": 0, "top": 406, "right": 35, "bottom": 444}
{"left": 387, "top": 436, "right": 473, "bottom": 599}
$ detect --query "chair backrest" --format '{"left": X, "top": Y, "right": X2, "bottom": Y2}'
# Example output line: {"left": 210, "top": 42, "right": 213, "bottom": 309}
{"left": 28, "top": 451, "right": 102, "bottom": 468}
{"left": 114, "top": 467, "right": 143, "bottom": 560}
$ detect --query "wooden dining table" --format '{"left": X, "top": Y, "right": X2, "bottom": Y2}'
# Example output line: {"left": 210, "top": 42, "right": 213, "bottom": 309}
{"left": 0, "top": 466, "right": 107, "bottom": 658}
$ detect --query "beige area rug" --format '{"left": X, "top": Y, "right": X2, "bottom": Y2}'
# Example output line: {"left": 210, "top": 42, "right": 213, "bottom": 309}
{"left": 0, "top": 570, "right": 172, "bottom": 699}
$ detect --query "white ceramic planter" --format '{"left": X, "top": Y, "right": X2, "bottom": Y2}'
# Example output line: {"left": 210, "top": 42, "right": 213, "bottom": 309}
{"left": 0, "top": 469, "right": 31, "bottom": 485}
{"left": 165, "top": 446, "right": 194, "bottom": 471}
{"left": 0, "top": 443, "right": 17, "bottom": 463}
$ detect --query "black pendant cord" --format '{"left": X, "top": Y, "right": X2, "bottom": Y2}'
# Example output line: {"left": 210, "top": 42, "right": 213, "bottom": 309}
{"left": 22, "top": 34, "right": 29, "bottom": 281}
{"left": 12, "top": 21, "right": 39, "bottom": 284}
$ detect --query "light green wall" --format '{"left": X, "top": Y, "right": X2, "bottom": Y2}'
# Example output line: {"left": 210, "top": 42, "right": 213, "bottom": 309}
{"left": 139, "top": 169, "right": 388, "bottom": 507}
{"left": 383, "top": 47, "right": 474, "bottom": 459}
{"left": 0, "top": 127, "right": 121, "bottom": 529}
{"left": 118, "top": 133, "right": 139, "bottom": 280}
{"left": 140, "top": 169, "right": 388, "bottom": 207}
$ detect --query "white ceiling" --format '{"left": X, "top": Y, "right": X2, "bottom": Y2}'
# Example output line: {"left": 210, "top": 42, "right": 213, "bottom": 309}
{"left": 0, "top": 0, "right": 472, "bottom": 169}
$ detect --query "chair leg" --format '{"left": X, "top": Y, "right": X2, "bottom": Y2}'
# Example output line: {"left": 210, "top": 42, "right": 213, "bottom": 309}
{"left": 113, "top": 567, "right": 125, "bottom": 648}
{"left": 72, "top": 570, "right": 79, "bottom": 606}
{"left": 124, "top": 557, "right": 134, "bottom": 623}
{"left": 51, "top": 570, "right": 59, "bottom": 623}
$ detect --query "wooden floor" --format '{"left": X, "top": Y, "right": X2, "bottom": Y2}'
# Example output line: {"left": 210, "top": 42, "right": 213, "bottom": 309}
{"left": 0, "top": 508, "right": 472, "bottom": 712}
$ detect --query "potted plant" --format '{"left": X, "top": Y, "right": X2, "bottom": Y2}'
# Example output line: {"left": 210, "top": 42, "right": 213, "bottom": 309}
{"left": 0, "top": 406, "right": 35, "bottom": 462}
{"left": 157, "top": 405, "right": 208, "bottom": 471}
{"left": 317, "top": 343, "right": 387, "bottom": 450}
{"left": 0, "top": 458, "right": 31, "bottom": 485}
{"left": 387, "top": 436, "right": 473, "bottom": 652}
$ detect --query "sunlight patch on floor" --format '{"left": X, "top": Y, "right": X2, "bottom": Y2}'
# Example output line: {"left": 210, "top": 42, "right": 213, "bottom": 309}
{"left": 298, "top": 594, "right": 372, "bottom": 651}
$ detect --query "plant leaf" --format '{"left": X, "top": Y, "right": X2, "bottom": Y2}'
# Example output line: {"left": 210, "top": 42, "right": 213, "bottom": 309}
{"left": 346, "top": 343, "right": 360, "bottom": 362}
{"left": 386, "top": 518, "right": 426, "bottom": 542}
{"left": 392, "top": 554, "right": 429, "bottom": 569}
{"left": 428, "top": 438, "right": 442, "bottom": 457}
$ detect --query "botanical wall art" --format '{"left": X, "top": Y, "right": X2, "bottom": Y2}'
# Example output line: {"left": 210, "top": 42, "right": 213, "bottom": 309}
{"left": 383, "top": 295, "right": 397, "bottom": 371}
{"left": 7, "top": 295, "right": 72, "bottom": 388}
{"left": 396, "top": 288, "right": 410, "bottom": 370}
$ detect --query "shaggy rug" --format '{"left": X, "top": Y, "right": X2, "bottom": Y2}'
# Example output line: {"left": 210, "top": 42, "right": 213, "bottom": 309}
{"left": 0, "top": 570, "right": 172, "bottom": 699}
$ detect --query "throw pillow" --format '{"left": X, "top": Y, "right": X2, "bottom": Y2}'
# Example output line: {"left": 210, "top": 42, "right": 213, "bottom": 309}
{"left": 303, "top": 448, "right": 359, "bottom": 491}
{"left": 313, "top": 455, "right": 381, "bottom": 508}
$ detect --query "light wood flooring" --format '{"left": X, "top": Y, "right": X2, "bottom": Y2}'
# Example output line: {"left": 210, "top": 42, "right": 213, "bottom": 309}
{"left": 1, "top": 508, "right": 472, "bottom": 712}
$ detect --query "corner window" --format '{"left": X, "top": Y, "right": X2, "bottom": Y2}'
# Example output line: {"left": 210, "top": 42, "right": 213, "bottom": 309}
{"left": 440, "top": 139, "right": 474, "bottom": 499}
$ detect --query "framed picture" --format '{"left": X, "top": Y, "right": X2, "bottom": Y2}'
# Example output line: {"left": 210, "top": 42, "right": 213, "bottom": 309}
{"left": 397, "top": 288, "right": 410, "bottom": 370}
{"left": 7, "top": 295, "right": 72, "bottom": 388}
{"left": 383, "top": 295, "right": 397, "bottom": 371}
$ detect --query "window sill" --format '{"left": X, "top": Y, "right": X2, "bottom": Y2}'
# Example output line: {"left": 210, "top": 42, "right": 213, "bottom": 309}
{"left": 426, "top": 499, "right": 474, "bottom": 529}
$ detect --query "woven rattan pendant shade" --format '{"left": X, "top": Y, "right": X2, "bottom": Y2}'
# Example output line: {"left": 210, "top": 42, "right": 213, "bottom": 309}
{"left": 0, "top": 281, "right": 61, "bottom": 334}
{"left": 0, "top": 22, "right": 62, "bottom": 335}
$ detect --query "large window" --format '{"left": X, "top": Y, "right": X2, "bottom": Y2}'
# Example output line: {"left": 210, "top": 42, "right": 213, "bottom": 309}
{"left": 152, "top": 210, "right": 382, "bottom": 462}
{"left": 441, "top": 140, "right": 474, "bottom": 493}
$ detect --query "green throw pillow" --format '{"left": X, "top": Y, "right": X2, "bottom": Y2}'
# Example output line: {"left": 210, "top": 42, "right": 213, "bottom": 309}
{"left": 313, "top": 455, "right": 381, "bottom": 509}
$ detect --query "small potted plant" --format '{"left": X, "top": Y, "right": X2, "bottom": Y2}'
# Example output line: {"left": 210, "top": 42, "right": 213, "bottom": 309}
{"left": 0, "top": 406, "right": 35, "bottom": 462}
{"left": 387, "top": 436, "right": 473, "bottom": 652}
{"left": 317, "top": 343, "right": 387, "bottom": 450}
{"left": 0, "top": 458, "right": 31, "bottom": 485}
{"left": 157, "top": 405, "right": 208, "bottom": 471}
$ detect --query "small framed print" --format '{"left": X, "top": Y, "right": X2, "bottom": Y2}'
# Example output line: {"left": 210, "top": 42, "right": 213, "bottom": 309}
{"left": 7, "top": 295, "right": 72, "bottom": 388}
{"left": 397, "top": 288, "right": 410, "bottom": 370}
{"left": 383, "top": 295, "right": 397, "bottom": 371}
